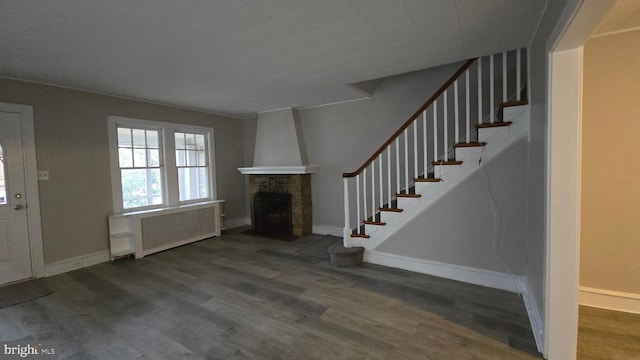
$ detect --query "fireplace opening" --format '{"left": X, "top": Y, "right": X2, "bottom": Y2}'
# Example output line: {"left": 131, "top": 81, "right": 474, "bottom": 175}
{"left": 254, "top": 192, "right": 292, "bottom": 237}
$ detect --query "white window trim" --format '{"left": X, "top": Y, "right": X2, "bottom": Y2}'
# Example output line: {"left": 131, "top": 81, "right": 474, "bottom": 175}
{"left": 107, "top": 115, "right": 217, "bottom": 214}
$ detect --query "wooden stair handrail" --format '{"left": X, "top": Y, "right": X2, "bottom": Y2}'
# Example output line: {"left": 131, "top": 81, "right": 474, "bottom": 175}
{"left": 342, "top": 58, "right": 477, "bottom": 178}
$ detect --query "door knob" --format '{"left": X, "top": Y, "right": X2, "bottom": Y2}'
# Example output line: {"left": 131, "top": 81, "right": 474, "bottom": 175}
{"left": 14, "top": 204, "right": 24, "bottom": 210}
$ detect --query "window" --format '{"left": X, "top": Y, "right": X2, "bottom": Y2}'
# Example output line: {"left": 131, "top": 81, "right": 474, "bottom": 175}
{"left": 175, "top": 132, "right": 209, "bottom": 202}
{"left": 108, "top": 116, "right": 216, "bottom": 212}
{"left": 117, "top": 127, "right": 163, "bottom": 209}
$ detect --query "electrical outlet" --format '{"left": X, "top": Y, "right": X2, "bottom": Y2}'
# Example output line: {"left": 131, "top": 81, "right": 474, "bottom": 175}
{"left": 38, "top": 170, "right": 49, "bottom": 180}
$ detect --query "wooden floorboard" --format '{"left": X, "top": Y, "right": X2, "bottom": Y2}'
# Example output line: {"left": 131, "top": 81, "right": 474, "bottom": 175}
{"left": 577, "top": 305, "right": 640, "bottom": 360}
{"left": 0, "top": 230, "right": 543, "bottom": 359}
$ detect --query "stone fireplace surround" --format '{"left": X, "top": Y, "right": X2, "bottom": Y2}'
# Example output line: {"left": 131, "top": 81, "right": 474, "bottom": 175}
{"left": 248, "top": 174, "right": 312, "bottom": 237}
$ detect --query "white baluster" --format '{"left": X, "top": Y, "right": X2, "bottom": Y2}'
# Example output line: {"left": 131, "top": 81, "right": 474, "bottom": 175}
{"left": 503, "top": 51, "right": 507, "bottom": 103}
{"left": 371, "top": 161, "right": 375, "bottom": 219}
{"left": 433, "top": 99, "right": 438, "bottom": 163}
{"left": 379, "top": 155, "right": 383, "bottom": 209}
{"left": 454, "top": 79, "right": 459, "bottom": 144}
{"left": 356, "top": 174, "right": 360, "bottom": 234}
{"left": 517, "top": 48, "right": 522, "bottom": 101}
{"left": 444, "top": 90, "right": 448, "bottom": 161}
{"left": 387, "top": 146, "right": 392, "bottom": 207}
{"left": 413, "top": 121, "right": 418, "bottom": 180}
{"left": 395, "top": 138, "right": 400, "bottom": 199}
{"left": 363, "top": 167, "right": 368, "bottom": 224}
{"left": 466, "top": 70, "right": 470, "bottom": 142}
{"left": 404, "top": 129, "right": 409, "bottom": 192}
{"left": 490, "top": 54, "right": 495, "bottom": 123}
{"left": 423, "top": 110, "right": 428, "bottom": 175}
{"left": 343, "top": 178, "right": 351, "bottom": 247}
{"left": 478, "top": 58, "right": 482, "bottom": 124}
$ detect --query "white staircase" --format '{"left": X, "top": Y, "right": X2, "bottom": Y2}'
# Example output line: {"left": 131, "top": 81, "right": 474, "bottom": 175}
{"left": 342, "top": 49, "right": 530, "bottom": 254}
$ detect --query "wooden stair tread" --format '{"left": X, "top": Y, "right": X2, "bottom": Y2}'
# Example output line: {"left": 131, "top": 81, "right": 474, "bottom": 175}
{"left": 453, "top": 142, "right": 486, "bottom": 148}
{"left": 414, "top": 177, "right": 442, "bottom": 182}
{"left": 475, "top": 121, "right": 512, "bottom": 129}
{"left": 350, "top": 233, "right": 370, "bottom": 239}
{"left": 501, "top": 100, "right": 528, "bottom": 108}
{"left": 363, "top": 221, "right": 386, "bottom": 226}
{"left": 432, "top": 160, "right": 463, "bottom": 165}
{"left": 395, "top": 193, "right": 421, "bottom": 198}
{"left": 379, "top": 207, "right": 403, "bottom": 212}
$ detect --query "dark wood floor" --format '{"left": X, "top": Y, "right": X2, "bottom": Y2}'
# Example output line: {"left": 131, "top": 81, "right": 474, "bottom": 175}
{"left": 0, "top": 230, "right": 542, "bottom": 359}
{"left": 577, "top": 305, "right": 640, "bottom": 360}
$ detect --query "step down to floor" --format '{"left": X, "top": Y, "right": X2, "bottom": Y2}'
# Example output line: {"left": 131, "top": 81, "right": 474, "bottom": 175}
{"left": 414, "top": 177, "right": 442, "bottom": 182}
{"left": 475, "top": 121, "right": 512, "bottom": 129}
{"left": 395, "top": 193, "right": 421, "bottom": 198}
{"left": 379, "top": 207, "right": 403, "bottom": 212}
{"left": 432, "top": 160, "right": 463, "bottom": 165}
{"left": 501, "top": 100, "right": 528, "bottom": 108}
{"left": 328, "top": 243, "right": 364, "bottom": 267}
{"left": 453, "top": 142, "right": 486, "bottom": 148}
{"left": 350, "top": 233, "right": 370, "bottom": 239}
{"left": 363, "top": 221, "right": 386, "bottom": 226}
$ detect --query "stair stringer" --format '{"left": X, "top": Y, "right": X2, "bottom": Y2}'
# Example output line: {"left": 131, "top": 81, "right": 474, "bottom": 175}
{"left": 350, "top": 104, "right": 531, "bottom": 251}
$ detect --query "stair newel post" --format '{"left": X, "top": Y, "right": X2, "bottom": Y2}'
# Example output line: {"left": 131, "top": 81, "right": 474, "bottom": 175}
{"left": 503, "top": 51, "right": 508, "bottom": 103}
{"left": 478, "top": 57, "right": 483, "bottom": 125}
{"left": 516, "top": 48, "right": 522, "bottom": 101}
{"left": 343, "top": 177, "right": 351, "bottom": 247}
{"left": 465, "top": 70, "right": 470, "bottom": 143}
{"left": 490, "top": 54, "right": 495, "bottom": 123}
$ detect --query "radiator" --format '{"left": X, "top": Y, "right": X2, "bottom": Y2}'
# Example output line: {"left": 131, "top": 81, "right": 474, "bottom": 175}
{"left": 108, "top": 200, "right": 224, "bottom": 259}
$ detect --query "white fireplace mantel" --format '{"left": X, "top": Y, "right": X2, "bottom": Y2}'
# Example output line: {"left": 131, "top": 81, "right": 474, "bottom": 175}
{"left": 237, "top": 165, "right": 319, "bottom": 175}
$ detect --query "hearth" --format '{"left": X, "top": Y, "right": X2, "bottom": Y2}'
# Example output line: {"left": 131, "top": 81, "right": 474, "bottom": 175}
{"left": 254, "top": 192, "right": 292, "bottom": 237}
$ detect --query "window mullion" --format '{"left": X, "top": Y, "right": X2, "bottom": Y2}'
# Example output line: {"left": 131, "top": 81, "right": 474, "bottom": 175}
{"left": 164, "top": 127, "right": 179, "bottom": 207}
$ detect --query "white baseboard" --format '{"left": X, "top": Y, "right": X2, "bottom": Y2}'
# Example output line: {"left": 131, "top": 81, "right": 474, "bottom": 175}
{"left": 223, "top": 217, "right": 250, "bottom": 230}
{"left": 518, "top": 278, "right": 545, "bottom": 354}
{"left": 312, "top": 225, "right": 342, "bottom": 237}
{"left": 366, "top": 250, "right": 544, "bottom": 355}
{"left": 579, "top": 286, "right": 640, "bottom": 314}
{"left": 45, "top": 250, "right": 110, "bottom": 277}
{"left": 366, "top": 251, "right": 522, "bottom": 292}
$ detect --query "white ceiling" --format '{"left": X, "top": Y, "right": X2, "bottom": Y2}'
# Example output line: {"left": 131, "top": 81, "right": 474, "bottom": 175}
{"left": 0, "top": 0, "right": 547, "bottom": 119}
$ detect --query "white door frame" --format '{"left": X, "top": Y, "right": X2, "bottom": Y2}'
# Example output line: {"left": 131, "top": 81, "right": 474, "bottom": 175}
{"left": 0, "top": 102, "right": 44, "bottom": 279}
{"left": 544, "top": 0, "right": 616, "bottom": 358}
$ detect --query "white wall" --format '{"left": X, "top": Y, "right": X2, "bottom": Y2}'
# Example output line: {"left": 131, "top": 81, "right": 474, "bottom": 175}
{"left": 376, "top": 138, "right": 529, "bottom": 276}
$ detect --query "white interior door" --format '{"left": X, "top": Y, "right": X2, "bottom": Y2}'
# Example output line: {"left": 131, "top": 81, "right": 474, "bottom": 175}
{"left": 0, "top": 111, "right": 33, "bottom": 285}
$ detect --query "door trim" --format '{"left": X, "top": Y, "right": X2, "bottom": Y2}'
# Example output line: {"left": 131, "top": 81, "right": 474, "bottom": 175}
{"left": 0, "top": 102, "right": 44, "bottom": 279}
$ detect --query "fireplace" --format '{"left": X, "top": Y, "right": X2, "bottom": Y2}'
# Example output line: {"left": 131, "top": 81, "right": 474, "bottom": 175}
{"left": 254, "top": 192, "right": 292, "bottom": 236}
{"left": 249, "top": 174, "right": 312, "bottom": 237}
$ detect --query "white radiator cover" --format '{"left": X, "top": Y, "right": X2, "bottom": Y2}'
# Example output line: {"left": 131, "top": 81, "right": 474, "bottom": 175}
{"left": 108, "top": 200, "right": 224, "bottom": 259}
